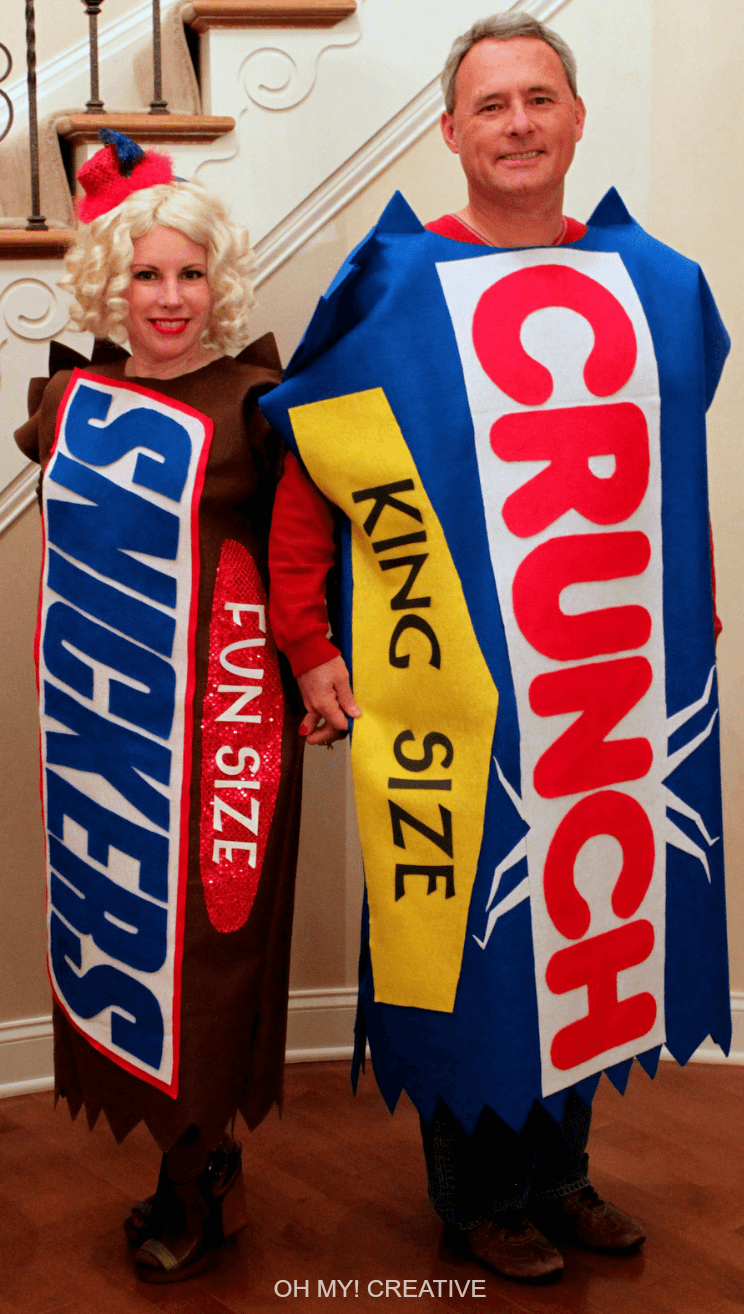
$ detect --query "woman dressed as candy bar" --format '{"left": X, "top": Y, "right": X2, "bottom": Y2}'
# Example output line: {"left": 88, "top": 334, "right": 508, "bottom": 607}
{"left": 15, "top": 131, "right": 303, "bottom": 1282}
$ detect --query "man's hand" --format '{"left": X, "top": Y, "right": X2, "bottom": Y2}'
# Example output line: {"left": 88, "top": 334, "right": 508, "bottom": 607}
{"left": 297, "top": 656, "right": 361, "bottom": 745}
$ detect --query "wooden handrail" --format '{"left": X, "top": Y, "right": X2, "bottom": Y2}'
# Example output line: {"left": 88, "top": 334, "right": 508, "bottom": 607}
{"left": 183, "top": 0, "right": 356, "bottom": 33}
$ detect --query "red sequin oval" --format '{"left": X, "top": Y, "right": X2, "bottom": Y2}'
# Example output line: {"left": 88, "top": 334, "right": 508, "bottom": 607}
{"left": 199, "top": 540, "right": 284, "bottom": 932}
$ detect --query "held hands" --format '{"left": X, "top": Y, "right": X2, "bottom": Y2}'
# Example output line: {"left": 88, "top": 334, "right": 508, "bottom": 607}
{"left": 297, "top": 656, "right": 361, "bottom": 746}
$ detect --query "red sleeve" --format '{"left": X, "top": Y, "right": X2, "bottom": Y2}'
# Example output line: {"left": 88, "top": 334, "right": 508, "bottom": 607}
{"left": 268, "top": 449, "right": 341, "bottom": 677}
{"left": 710, "top": 521, "right": 722, "bottom": 644}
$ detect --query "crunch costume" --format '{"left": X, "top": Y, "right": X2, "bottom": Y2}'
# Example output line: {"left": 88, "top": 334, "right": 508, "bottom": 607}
{"left": 264, "top": 189, "right": 731, "bottom": 1134}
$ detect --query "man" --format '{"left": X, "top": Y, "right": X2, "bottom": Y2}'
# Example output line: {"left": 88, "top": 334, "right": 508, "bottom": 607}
{"left": 264, "top": 13, "right": 730, "bottom": 1283}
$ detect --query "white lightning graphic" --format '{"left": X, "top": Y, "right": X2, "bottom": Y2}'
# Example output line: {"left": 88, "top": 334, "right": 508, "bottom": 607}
{"left": 475, "top": 667, "right": 719, "bottom": 949}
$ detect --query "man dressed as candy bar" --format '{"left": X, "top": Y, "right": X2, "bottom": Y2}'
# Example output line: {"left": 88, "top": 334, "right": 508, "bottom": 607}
{"left": 263, "top": 12, "right": 731, "bottom": 1282}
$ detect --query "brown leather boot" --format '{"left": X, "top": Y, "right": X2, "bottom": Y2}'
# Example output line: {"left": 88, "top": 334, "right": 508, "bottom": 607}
{"left": 529, "top": 1185, "right": 645, "bottom": 1253}
{"left": 459, "top": 1212, "right": 565, "bottom": 1282}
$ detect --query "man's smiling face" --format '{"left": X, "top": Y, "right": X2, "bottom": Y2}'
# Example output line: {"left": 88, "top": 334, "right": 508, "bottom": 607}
{"left": 441, "top": 37, "right": 585, "bottom": 210}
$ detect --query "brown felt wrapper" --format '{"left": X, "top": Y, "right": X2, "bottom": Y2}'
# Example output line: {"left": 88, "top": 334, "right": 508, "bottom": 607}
{"left": 18, "top": 337, "right": 304, "bottom": 1152}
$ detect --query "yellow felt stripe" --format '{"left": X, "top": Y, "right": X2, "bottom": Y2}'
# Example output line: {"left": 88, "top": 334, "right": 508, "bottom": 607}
{"left": 289, "top": 389, "right": 499, "bottom": 1012}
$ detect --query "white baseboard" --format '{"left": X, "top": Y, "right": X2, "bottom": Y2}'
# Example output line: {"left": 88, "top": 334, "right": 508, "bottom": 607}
{"left": 0, "top": 987, "right": 359, "bottom": 1099}
{"left": 284, "top": 986, "right": 357, "bottom": 1064}
{"left": 1, "top": 988, "right": 741, "bottom": 1100}
{"left": 0, "top": 1015, "right": 55, "bottom": 1098}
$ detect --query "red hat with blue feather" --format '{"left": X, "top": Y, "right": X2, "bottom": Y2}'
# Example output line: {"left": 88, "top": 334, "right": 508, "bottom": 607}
{"left": 75, "top": 128, "right": 176, "bottom": 223}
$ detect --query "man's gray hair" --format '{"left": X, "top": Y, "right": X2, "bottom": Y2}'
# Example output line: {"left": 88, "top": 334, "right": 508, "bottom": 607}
{"left": 441, "top": 12, "right": 578, "bottom": 113}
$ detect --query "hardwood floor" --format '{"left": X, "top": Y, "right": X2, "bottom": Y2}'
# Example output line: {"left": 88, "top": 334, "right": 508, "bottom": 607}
{"left": 0, "top": 1060, "right": 741, "bottom": 1312}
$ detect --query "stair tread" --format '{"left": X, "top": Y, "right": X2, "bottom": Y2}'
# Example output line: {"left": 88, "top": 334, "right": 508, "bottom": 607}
{"left": 55, "top": 112, "right": 235, "bottom": 145}
{"left": 183, "top": 0, "right": 356, "bottom": 33}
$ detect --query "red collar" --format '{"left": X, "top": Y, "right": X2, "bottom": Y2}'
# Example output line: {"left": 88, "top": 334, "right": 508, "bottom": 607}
{"left": 424, "top": 213, "right": 587, "bottom": 246}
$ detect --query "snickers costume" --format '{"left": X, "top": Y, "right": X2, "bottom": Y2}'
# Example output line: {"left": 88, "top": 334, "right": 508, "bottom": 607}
{"left": 16, "top": 337, "right": 303, "bottom": 1151}
{"left": 14, "top": 130, "right": 303, "bottom": 1160}
{"left": 263, "top": 190, "right": 732, "bottom": 1149}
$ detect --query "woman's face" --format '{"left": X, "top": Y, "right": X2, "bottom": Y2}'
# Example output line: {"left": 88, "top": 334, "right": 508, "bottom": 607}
{"left": 123, "top": 225, "right": 214, "bottom": 373}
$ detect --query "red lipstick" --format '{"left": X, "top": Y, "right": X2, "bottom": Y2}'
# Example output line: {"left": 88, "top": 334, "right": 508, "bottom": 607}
{"left": 150, "top": 319, "right": 189, "bottom": 336}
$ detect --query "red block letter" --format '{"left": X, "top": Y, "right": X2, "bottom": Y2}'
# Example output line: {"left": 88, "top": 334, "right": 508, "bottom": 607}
{"left": 512, "top": 532, "right": 651, "bottom": 660}
{"left": 493, "top": 403, "right": 650, "bottom": 537}
{"left": 472, "top": 265, "right": 637, "bottom": 406}
{"left": 531, "top": 656, "right": 653, "bottom": 798}
{"left": 546, "top": 921, "right": 657, "bottom": 1069}
{"left": 543, "top": 790, "right": 656, "bottom": 940}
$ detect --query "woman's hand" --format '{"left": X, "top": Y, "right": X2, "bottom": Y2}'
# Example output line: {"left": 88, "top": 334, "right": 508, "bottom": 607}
{"left": 297, "top": 656, "right": 361, "bottom": 745}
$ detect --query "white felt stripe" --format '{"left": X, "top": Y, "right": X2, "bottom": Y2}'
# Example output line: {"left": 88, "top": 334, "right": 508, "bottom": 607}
{"left": 437, "top": 249, "right": 667, "bottom": 1096}
{"left": 39, "top": 374, "right": 211, "bottom": 1093}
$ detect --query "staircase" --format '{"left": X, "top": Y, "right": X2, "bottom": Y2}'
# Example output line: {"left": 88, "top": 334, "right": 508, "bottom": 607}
{"left": 0, "top": 0, "right": 358, "bottom": 257}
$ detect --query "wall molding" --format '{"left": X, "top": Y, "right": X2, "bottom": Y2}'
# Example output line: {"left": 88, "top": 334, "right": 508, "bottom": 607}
{"left": 518, "top": 0, "right": 572, "bottom": 17}
{"left": 0, "top": 1013, "right": 54, "bottom": 1099}
{"left": 285, "top": 984, "right": 358, "bottom": 1062}
{"left": 0, "top": 464, "right": 39, "bottom": 536}
{"left": 253, "top": 78, "right": 441, "bottom": 285}
{"left": 1, "top": 989, "right": 741, "bottom": 1101}
{"left": 0, "top": 987, "right": 359, "bottom": 1098}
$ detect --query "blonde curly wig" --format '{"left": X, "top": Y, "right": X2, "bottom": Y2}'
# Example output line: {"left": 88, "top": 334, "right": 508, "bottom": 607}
{"left": 61, "top": 181, "right": 257, "bottom": 354}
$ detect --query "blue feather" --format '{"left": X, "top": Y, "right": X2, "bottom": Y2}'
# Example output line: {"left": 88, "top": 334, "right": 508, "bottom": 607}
{"left": 99, "top": 128, "right": 146, "bottom": 178}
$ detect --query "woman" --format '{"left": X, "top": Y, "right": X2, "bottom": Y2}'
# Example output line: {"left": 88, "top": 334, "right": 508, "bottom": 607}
{"left": 15, "top": 130, "right": 303, "bottom": 1283}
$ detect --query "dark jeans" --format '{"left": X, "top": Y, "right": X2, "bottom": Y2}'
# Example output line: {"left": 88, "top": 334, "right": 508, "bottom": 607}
{"left": 419, "top": 1092, "right": 591, "bottom": 1232}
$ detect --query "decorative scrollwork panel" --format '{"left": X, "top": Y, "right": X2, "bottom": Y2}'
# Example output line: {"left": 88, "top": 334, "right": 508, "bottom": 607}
{"left": 0, "top": 269, "right": 93, "bottom": 498}
{"left": 241, "top": 11, "right": 362, "bottom": 112}
{"left": 1, "top": 277, "right": 69, "bottom": 342}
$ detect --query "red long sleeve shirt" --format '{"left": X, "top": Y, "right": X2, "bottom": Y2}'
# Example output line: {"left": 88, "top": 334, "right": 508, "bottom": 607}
{"left": 268, "top": 449, "right": 340, "bottom": 677}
